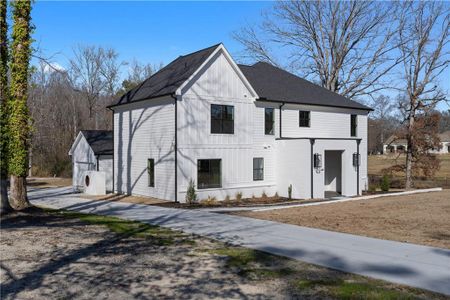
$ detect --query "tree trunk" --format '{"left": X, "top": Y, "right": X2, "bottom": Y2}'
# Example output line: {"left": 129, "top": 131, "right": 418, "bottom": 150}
{"left": 405, "top": 114, "right": 415, "bottom": 189}
{"left": 0, "top": 177, "right": 11, "bottom": 214}
{"left": 9, "top": 175, "right": 29, "bottom": 210}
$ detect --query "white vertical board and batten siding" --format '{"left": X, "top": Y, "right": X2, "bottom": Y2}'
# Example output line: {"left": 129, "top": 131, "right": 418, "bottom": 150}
{"left": 113, "top": 96, "right": 176, "bottom": 200}
{"left": 71, "top": 135, "right": 96, "bottom": 190}
{"left": 178, "top": 50, "right": 276, "bottom": 201}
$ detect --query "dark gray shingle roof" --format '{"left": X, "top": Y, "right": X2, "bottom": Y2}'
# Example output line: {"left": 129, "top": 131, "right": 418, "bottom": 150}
{"left": 114, "top": 44, "right": 221, "bottom": 107}
{"left": 81, "top": 130, "right": 113, "bottom": 155}
{"left": 238, "top": 62, "right": 372, "bottom": 111}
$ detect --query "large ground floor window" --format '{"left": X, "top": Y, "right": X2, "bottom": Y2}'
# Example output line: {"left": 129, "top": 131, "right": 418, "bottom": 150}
{"left": 197, "top": 159, "right": 222, "bottom": 189}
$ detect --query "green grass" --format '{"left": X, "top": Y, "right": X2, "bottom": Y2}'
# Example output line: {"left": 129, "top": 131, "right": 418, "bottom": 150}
{"left": 296, "top": 278, "right": 418, "bottom": 299}
{"left": 45, "top": 208, "right": 194, "bottom": 246}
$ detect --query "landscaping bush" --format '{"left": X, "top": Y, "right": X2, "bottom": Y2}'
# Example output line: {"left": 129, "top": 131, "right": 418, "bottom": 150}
{"left": 368, "top": 184, "right": 377, "bottom": 193}
{"left": 185, "top": 179, "right": 197, "bottom": 204}
{"left": 380, "top": 175, "right": 390, "bottom": 192}
{"left": 200, "top": 195, "right": 217, "bottom": 206}
{"left": 288, "top": 184, "right": 292, "bottom": 199}
{"left": 235, "top": 191, "right": 243, "bottom": 202}
{"left": 261, "top": 191, "right": 267, "bottom": 198}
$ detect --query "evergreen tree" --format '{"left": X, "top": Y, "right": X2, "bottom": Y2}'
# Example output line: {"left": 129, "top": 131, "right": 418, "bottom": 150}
{"left": 0, "top": 0, "right": 12, "bottom": 213}
{"left": 8, "top": 0, "right": 32, "bottom": 209}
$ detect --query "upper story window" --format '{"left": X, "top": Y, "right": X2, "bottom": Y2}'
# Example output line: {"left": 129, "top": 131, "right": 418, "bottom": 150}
{"left": 211, "top": 104, "right": 234, "bottom": 134}
{"left": 299, "top": 111, "right": 310, "bottom": 127}
{"left": 265, "top": 108, "right": 274, "bottom": 135}
{"left": 351, "top": 114, "right": 357, "bottom": 137}
{"left": 198, "top": 159, "right": 222, "bottom": 189}
{"left": 147, "top": 158, "right": 155, "bottom": 187}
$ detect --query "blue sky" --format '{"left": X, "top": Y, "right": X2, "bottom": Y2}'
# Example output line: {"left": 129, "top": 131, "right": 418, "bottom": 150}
{"left": 32, "top": 1, "right": 272, "bottom": 68}
{"left": 31, "top": 1, "right": 448, "bottom": 109}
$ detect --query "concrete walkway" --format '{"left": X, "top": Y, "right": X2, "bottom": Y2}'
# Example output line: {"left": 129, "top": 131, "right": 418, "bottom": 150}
{"left": 29, "top": 187, "right": 450, "bottom": 296}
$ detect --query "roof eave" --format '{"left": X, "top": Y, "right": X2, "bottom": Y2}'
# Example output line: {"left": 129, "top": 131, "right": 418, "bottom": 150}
{"left": 256, "top": 98, "right": 373, "bottom": 112}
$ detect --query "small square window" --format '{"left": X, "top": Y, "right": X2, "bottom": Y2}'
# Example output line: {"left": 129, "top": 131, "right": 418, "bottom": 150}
{"left": 253, "top": 158, "right": 264, "bottom": 181}
{"left": 299, "top": 111, "right": 310, "bottom": 127}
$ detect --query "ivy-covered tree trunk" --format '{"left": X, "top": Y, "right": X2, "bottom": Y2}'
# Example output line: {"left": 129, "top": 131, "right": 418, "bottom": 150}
{"left": 0, "top": 0, "right": 12, "bottom": 213}
{"left": 8, "top": 0, "right": 32, "bottom": 210}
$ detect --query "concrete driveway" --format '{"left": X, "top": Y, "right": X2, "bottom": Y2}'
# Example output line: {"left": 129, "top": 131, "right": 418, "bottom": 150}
{"left": 29, "top": 187, "right": 450, "bottom": 296}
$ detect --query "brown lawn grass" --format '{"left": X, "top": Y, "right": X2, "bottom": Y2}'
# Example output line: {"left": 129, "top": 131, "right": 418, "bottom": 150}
{"left": 235, "top": 190, "right": 450, "bottom": 249}
{"left": 27, "top": 177, "right": 72, "bottom": 188}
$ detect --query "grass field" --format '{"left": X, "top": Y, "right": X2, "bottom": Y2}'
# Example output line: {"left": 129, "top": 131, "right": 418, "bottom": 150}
{"left": 235, "top": 190, "right": 450, "bottom": 249}
{"left": 368, "top": 154, "right": 450, "bottom": 188}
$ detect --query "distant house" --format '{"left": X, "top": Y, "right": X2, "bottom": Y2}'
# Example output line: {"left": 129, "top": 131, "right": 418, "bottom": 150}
{"left": 383, "top": 131, "right": 450, "bottom": 154}
{"left": 107, "top": 43, "right": 372, "bottom": 202}
{"left": 69, "top": 130, "right": 113, "bottom": 192}
{"left": 383, "top": 135, "right": 408, "bottom": 154}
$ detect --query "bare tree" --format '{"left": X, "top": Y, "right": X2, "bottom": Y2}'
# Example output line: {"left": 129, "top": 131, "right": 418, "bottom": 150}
{"left": 397, "top": 1, "right": 449, "bottom": 189}
{"left": 234, "top": 1, "right": 402, "bottom": 100}
{"left": 371, "top": 95, "right": 397, "bottom": 150}
{"left": 119, "top": 59, "right": 163, "bottom": 94}
{"left": 69, "top": 45, "right": 106, "bottom": 128}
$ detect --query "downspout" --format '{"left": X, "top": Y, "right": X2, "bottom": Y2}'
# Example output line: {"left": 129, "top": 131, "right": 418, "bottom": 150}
{"left": 171, "top": 93, "right": 179, "bottom": 203}
{"left": 279, "top": 103, "right": 285, "bottom": 138}
{"left": 96, "top": 155, "right": 99, "bottom": 171}
{"left": 108, "top": 106, "right": 115, "bottom": 193}
{"left": 310, "top": 138, "right": 315, "bottom": 199}
{"left": 356, "top": 139, "right": 361, "bottom": 196}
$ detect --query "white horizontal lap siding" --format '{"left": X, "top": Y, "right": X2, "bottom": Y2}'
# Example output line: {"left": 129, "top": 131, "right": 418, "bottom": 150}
{"left": 178, "top": 50, "right": 275, "bottom": 201}
{"left": 72, "top": 136, "right": 96, "bottom": 189}
{"left": 114, "top": 97, "right": 175, "bottom": 200}
{"left": 281, "top": 104, "right": 367, "bottom": 138}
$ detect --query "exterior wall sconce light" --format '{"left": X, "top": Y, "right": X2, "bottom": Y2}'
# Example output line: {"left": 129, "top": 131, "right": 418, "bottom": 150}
{"left": 353, "top": 153, "right": 361, "bottom": 167}
{"left": 313, "top": 153, "right": 322, "bottom": 169}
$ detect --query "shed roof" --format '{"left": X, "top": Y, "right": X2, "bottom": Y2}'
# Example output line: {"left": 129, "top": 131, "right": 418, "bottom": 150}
{"left": 80, "top": 130, "right": 113, "bottom": 155}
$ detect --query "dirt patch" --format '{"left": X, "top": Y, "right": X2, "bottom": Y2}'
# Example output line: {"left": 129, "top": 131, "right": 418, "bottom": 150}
{"left": 82, "top": 193, "right": 172, "bottom": 205}
{"left": 27, "top": 177, "right": 72, "bottom": 188}
{"left": 235, "top": 190, "right": 450, "bottom": 249}
{"left": 1, "top": 208, "right": 444, "bottom": 299}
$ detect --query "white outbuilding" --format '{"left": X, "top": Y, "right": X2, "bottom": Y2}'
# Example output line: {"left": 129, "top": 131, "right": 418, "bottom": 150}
{"left": 68, "top": 130, "right": 113, "bottom": 192}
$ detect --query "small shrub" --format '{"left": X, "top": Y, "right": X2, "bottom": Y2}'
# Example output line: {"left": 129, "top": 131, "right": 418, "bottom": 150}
{"left": 200, "top": 195, "right": 217, "bottom": 206}
{"left": 288, "top": 184, "right": 292, "bottom": 199}
{"left": 235, "top": 191, "right": 243, "bottom": 202}
{"left": 368, "top": 184, "right": 377, "bottom": 193}
{"left": 185, "top": 179, "right": 197, "bottom": 204}
{"left": 380, "top": 175, "right": 390, "bottom": 192}
{"left": 261, "top": 191, "right": 267, "bottom": 198}
{"left": 274, "top": 192, "right": 279, "bottom": 198}
{"left": 224, "top": 195, "right": 231, "bottom": 202}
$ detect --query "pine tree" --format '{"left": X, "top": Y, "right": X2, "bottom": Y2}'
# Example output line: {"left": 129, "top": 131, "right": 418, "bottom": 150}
{"left": 8, "top": 0, "right": 32, "bottom": 209}
{"left": 0, "top": 0, "right": 12, "bottom": 213}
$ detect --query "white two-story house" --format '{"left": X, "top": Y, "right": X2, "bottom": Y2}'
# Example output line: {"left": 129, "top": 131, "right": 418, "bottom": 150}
{"left": 108, "top": 44, "right": 372, "bottom": 202}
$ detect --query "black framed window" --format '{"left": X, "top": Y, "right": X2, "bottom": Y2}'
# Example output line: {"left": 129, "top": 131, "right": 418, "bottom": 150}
{"left": 197, "top": 159, "right": 221, "bottom": 189}
{"left": 265, "top": 108, "right": 274, "bottom": 135}
{"left": 299, "top": 111, "right": 310, "bottom": 127}
{"left": 253, "top": 158, "right": 264, "bottom": 181}
{"left": 147, "top": 159, "right": 155, "bottom": 187}
{"left": 351, "top": 114, "right": 357, "bottom": 137}
{"left": 211, "top": 104, "right": 234, "bottom": 134}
